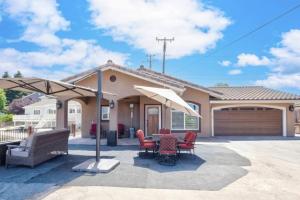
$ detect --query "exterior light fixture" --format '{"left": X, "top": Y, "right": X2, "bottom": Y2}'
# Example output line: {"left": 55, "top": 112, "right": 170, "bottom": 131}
{"left": 109, "top": 100, "right": 115, "bottom": 109}
{"left": 289, "top": 105, "right": 294, "bottom": 112}
{"left": 56, "top": 100, "right": 63, "bottom": 109}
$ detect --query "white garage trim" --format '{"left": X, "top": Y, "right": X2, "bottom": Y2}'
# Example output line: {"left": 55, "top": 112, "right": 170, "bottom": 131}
{"left": 211, "top": 104, "right": 287, "bottom": 137}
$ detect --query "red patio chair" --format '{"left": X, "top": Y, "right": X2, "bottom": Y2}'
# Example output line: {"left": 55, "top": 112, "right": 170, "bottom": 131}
{"left": 136, "top": 129, "right": 156, "bottom": 154}
{"left": 178, "top": 131, "right": 194, "bottom": 144}
{"left": 158, "top": 134, "right": 177, "bottom": 165}
{"left": 177, "top": 131, "right": 197, "bottom": 154}
{"left": 89, "top": 123, "right": 106, "bottom": 138}
{"left": 118, "top": 123, "right": 125, "bottom": 138}
{"left": 159, "top": 128, "right": 171, "bottom": 135}
{"left": 89, "top": 123, "right": 97, "bottom": 138}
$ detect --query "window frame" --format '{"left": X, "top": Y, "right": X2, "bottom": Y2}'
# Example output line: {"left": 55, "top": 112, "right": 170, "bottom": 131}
{"left": 33, "top": 110, "right": 40, "bottom": 115}
{"left": 101, "top": 106, "right": 110, "bottom": 121}
{"left": 171, "top": 102, "right": 201, "bottom": 131}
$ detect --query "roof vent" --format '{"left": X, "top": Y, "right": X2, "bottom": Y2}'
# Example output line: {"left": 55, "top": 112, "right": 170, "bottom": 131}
{"left": 107, "top": 60, "right": 113, "bottom": 64}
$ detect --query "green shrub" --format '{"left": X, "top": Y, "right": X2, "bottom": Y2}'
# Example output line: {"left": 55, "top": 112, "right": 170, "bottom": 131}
{"left": 0, "top": 114, "right": 13, "bottom": 122}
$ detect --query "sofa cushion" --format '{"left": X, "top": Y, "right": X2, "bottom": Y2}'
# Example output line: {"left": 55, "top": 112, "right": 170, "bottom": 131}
{"left": 19, "top": 139, "right": 27, "bottom": 151}
{"left": 10, "top": 148, "right": 29, "bottom": 157}
{"left": 26, "top": 135, "right": 34, "bottom": 148}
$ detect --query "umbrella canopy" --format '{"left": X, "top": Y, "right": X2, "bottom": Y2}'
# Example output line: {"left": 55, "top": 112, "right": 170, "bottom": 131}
{"left": 0, "top": 78, "right": 113, "bottom": 98}
{"left": 134, "top": 85, "right": 201, "bottom": 118}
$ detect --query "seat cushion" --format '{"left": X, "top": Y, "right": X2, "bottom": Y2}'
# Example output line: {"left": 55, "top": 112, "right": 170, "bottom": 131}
{"left": 10, "top": 148, "right": 29, "bottom": 157}
{"left": 26, "top": 135, "right": 34, "bottom": 148}
{"left": 178, "top": 143, "right": 193, "bottom": 149}
{"left": 144, "top": 140, "right": 155, "bottom": 143}
{"left": 19, "top": 139, "right": 27, "bottom": 151}
{"left": 142, "top": 142, "right": 156, "bottom": 149}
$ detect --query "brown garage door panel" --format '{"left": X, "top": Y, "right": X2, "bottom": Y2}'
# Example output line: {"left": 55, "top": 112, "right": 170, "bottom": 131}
{"left": 214, "top": 110, "right": 282, "bottom": 136}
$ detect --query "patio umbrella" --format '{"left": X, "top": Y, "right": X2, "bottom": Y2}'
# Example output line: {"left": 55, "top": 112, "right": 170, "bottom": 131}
{"left": 0, "top": 77, "right": 99, "bottom": 98}
{"left": 134, "top": 85, "right": 201, "bottom": 118}
{"left": 0, "top": 76, "right": 116, "bottom": 164}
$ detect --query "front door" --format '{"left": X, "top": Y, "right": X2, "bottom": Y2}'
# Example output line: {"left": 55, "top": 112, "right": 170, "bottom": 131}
{"left": 145, "top": 105, "right": 161, "bottom": 136}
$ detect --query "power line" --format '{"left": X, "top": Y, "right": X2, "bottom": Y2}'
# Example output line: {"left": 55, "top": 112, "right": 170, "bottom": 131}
{"left": 207, "top": 2, "right": 300, "bottom": 57}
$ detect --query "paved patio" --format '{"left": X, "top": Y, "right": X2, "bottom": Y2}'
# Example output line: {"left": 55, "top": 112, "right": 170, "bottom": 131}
{"left": 1, "top": 137, "right": 300, "bottom": 200}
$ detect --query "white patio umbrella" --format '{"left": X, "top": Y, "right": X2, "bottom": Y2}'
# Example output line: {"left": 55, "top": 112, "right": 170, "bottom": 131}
{"left": 134, "top": 85, "right": 201, "bottom": 118}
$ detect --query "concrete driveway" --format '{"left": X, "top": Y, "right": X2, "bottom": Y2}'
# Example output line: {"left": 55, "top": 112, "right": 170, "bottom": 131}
{"left": 43, "top": 137, "right": 300, "bottom": 200}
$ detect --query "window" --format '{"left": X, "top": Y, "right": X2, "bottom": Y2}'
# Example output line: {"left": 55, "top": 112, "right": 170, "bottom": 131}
{"left": 48, "top": 109, "right": 56, "bottom": 114}
{"left": 171, "top": 103, "right": 200, "bottom": 130}
{"left": 239, "top": 107, "right": 255, "bottom": 111}
{"left": 102, "top": 106, "right": 110, "bottom": 120}
{"left": 69, "top": 108, "right": 76, "bottom": 114}
{"left": 34, "top": 110, "right": 40, "bottom": 115}
{"left": 77, "top": 108, "right": 81, "bottom": 113}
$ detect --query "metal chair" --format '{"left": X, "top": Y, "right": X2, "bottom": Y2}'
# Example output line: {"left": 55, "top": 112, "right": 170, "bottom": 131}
{"left": 158, "top": 134, "right": 177, "bottom": 165}
{"left": 136, "top": 130, "right": 156, "bottom": 155}
{"left": 177, "top": 131, "right": 197, "bottom": 154}
{"left": 159, "top": 128, "right": 171, "bottom": 135}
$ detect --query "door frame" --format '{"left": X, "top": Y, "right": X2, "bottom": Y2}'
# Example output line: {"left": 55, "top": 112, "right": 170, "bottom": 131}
{"left": 144, "top": 104, "right": 162, "bottom": 136}
{"left": 211, "top": 104, "right": 287, "bottom": 137}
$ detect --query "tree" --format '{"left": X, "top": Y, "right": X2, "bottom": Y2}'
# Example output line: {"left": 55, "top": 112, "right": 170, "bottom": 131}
{"left": 2, "top": 71, "right": 28, "bottom": 103}
{"left": 14, "top": 70, "right": 23, "bottom": 78}
{"left": 2, "top": 71, "right": 10, "bottom": 78}
{"left": 0, "top": 89, "right": 7, "bottom": 112}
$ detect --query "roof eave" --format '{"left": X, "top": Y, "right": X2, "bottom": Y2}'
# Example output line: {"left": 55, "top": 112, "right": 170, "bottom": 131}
{"left": 210, "top": 99, "right": 300, "bottom": 104}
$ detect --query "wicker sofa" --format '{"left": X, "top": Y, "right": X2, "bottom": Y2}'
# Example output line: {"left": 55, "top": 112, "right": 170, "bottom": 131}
{"left": 6, "top": 129, "right": 70, "bottom": 168}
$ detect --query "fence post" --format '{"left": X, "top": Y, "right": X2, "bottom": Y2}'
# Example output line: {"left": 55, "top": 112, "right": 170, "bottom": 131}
{"left": 28, "top": 126, "right": 33, "bottom": 137}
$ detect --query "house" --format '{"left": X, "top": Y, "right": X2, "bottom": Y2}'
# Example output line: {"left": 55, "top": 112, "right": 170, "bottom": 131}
{"left": 9, "top": 93, "right": 43, "bottom": 114}
{"left": 13, "top": 96, "right": 82, "bottom": 129}
{"left": 57, "top": 60, "right": 300, "bottom": 138}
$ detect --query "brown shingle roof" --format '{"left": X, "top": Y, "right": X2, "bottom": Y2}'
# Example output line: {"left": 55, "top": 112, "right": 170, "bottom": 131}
{"left": 61, "top": 62, "right": 221, "bottom": 96}
{"left": 61, "top": 61, "right": 300, "bottom": 101}
{"left": 209, "top": 86, "right": 300, "bottom": 100}
{"left": 136, "top": 67, "right": 221, "bottom": 95}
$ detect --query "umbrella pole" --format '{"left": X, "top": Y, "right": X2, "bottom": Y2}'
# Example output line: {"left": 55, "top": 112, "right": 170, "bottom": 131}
{"left": 72, "top": 69, "right": 120, "bottom": 173}
{"left": 96, "top": 70, "right": 102, "bottom": 162}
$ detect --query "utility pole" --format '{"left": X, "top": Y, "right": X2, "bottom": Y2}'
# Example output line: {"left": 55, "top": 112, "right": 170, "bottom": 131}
{"left": 146, "top": 54, "right": 155, "bottom": 69}
{"left": 156, "top": 37, "right": 174, "bottom": 74}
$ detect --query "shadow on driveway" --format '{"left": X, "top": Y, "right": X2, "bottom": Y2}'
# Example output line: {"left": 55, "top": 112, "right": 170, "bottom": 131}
{"left": 0, "top": 143, "right": 251, "bottom": 200}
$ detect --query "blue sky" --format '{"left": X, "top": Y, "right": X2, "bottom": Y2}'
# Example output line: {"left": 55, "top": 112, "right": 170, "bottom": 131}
{"left": 0, "top": 0, "right": 299, "bottom": 93}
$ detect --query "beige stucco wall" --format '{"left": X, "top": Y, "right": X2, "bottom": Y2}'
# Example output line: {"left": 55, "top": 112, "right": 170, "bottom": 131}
{"left": 118, "top": 97, "right": 140, "bottom": 131}
{"left": 76, "top": 69, "right": 171, "bottom": 137}
{"left": 73, "top": 69, "right": 210, "bottom": 138}
{"left": 61, "top": 68, "right": 295, "bottom": 138}
{"left": 210, "top": 103, "right": 295, "bottom": 137}
{"left": 180, "top": 88, "right": 211, "bottom": 137}
{"left": 75, "top": 98, "right": 109, "bottom": 137}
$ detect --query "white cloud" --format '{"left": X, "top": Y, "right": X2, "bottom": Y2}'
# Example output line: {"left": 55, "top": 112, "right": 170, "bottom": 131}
{"left": 0, "top": 40, "right": 127, "bottom": 80}
{"left": 228, "top": 69, "right": 242, "bottom": 75}
{"left": 219, "top": 60, "right": 231, "bottom": 67}
{"left": 268, "top": 29, "right": 300, "bottom": 73}
{"left": 2, "top": 0, "right": 70, "bottom": 47}
{"left": 237, "top": 53, "right": 271, "bottom": 67}
{"left": 256, "top": 73, "right": 300, "bottom": 89}
{"left": 255, "top": 29, "right": 300, "bottom": 89}
{"left": 0, "top": 0, "right": 128, "bottom": 80}
{"left": 88, "top": 0, "right": 231, "bottom": 58}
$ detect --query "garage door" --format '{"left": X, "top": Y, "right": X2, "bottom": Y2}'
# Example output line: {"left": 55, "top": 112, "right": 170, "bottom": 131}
{"left": 214, "top": 107, "right": 282, "bottom": 136}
